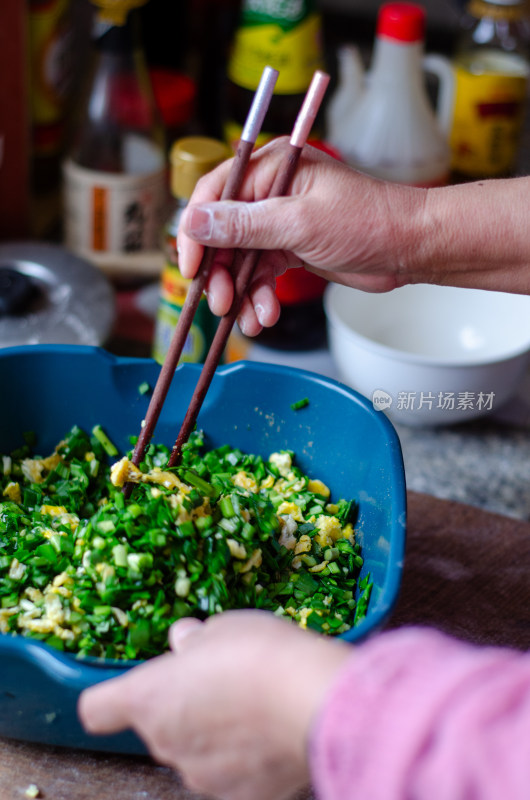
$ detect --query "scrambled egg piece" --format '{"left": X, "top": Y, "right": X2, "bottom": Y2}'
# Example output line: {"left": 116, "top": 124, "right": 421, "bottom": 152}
{"left": 20, "top": 453, "right": 61, "bottom": 484}
{"left": 278, "top": 515, "right": 298, "bottom": 550}
{"left": 3, "top": 482, "right": 21, "bottom": 503}
{"left": 314, "top": 515, "right": 343, "bottom": 548}
{"left": 232, "top": 471, "right": 258, "bottom": 493}
{"left": 293, "top": 534, "right": 312, "bottom": 555}
{"left": 260, "top": 474, "right": 275, "bottom": 490}
{"left": 309, "top": 560, "right": 329, "bottom": 573}
{"left": 40, "top": 505, "right": 80, "bottom": 534}
{"left": 269, "top": 452, "right": 292, "bottom": 476}
{"left": 226, "top": 539, "right": 248, "bottom": 560}
{"left": 307, "top": 479, "right": 330, "bottom": 498}
{"left": 110, "top": 457, "right": 190, "bottom": 494}
{"left": 240, "top": 548, "right": 262, "bottom": 574}
{"left": 277, "top": 501, "right": 304, "bottom": 521}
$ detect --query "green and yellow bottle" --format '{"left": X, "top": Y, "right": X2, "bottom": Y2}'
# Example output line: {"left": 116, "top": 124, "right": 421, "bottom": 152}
{"left": 224, "top": 0, "right": 324, "bottom": 150}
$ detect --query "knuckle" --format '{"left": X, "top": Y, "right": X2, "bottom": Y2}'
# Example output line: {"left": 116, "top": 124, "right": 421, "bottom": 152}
{"left": 229, "top": 203, "right": 254, "bottom": 248}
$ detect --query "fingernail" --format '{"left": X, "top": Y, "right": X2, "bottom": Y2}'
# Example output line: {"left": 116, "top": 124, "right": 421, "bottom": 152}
{"left": 188, "top": 206, "right": 213, "bottom": 240}
{"left": 238, "top": 315, "right": 250, "bottom": 336}
{"left": 255, "top": 303, "right": 267, "bottom": 326}
{"left": 169, "top": 617, "right": 203, "bottom": 650}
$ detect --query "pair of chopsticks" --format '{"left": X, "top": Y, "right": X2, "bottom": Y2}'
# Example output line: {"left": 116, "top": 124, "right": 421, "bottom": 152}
{"left": 124, "top": 66, "right": 330, "bottom": 497}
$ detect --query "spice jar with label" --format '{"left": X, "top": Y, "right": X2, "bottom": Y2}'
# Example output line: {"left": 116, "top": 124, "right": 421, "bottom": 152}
{"left": 450, "top": 0, "right": 530, "bottom": 180}
{"left": 152, "top": 136, "right": 231, "bottom": 365}
{"left": 62, "top": 0, "right": 166, "bottom": 281}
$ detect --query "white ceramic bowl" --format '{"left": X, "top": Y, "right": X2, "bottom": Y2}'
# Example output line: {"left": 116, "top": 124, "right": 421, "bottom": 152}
{"left": 324, "top": 283, "right": 530, "bottom": 426}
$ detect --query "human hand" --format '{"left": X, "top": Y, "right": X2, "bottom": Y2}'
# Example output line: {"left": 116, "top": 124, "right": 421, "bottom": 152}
{"left": 177, "top": 137, "right": 425, "bottom": 336}
{"left": 78, "top": 610, "right": 351, "bottom": 800}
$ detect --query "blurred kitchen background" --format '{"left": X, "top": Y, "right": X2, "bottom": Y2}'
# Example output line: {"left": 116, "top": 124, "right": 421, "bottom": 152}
{"left": 2, "top": 0, "right": 530, "bottom": 520}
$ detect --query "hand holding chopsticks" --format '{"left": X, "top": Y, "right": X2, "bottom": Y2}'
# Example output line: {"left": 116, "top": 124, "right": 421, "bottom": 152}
{"left": 168, "top": 70, "right": 330, "bottom": 467}
{"left": 123, "top": 66, "right": 279, "bottom": 497}
{"left": 124, "top": 68, "right": 330, "bottom": 495}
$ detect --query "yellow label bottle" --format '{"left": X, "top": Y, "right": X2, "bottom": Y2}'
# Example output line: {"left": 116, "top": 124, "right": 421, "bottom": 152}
{"left": 224, "top": 0, "right": 324, "bottom": 149}
{"left": 450, "top": 0, "right": 530, "bottom": 179}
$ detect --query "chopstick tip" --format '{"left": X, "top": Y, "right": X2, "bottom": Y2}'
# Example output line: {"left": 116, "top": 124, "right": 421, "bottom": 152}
{"left": 241, "top": 65, "right": 279, "bottom": 145}
{"left": 290, "top": 70, "right": 331, "bottom": 149}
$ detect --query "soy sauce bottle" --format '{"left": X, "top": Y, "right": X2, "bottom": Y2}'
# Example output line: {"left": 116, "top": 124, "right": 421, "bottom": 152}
{"left": 224, "top": 0, "right": 324, "bottom": 149}
{"left": 224, "top": 0, "right": 328, "bottom": 350}
{"left": 63, "top": 0, "right": 166, "bottom": 277}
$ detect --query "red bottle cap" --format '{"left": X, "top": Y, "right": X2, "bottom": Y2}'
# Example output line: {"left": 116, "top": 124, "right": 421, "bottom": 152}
{"left": 149, "top": 69, "right": 196, "bottom": 129}
{"left": 377, "top": 3, "right": 425, "bottom": 43}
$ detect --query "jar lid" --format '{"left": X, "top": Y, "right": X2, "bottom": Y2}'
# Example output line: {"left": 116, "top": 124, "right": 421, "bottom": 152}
{"left": 170, "top": 137, "right": 231, "bottom": 199}
{"left": 0, "top": 242, "right": 115, "bottom": 348}
{"left": 377, "top": 3, "right": 426, "bottom": 43}
{"left": 468, "top": 0, "right": 528, "bottom": 20}
{"left": 90, "top": 0, "right": 148, "bottom": 25}
{"left": 480, "top": 0, "right": 526, "bottom": 5}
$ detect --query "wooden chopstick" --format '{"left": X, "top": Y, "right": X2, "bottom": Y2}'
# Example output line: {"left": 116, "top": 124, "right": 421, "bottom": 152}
{"left": 167, "top": 70, "right": 331, "bottom": 467}
{"left": 123, "top": 66, "right": 279, "bottom": 497}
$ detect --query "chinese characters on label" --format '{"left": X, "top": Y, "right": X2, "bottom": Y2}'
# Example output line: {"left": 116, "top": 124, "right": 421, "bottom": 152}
{"left": 371, "top": 389, "right": 495, "bottom": 413}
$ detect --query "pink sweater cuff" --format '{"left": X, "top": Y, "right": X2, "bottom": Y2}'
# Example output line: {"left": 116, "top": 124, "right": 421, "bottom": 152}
{"left": 310, "top": 627, "right": 530, "bottom": 800}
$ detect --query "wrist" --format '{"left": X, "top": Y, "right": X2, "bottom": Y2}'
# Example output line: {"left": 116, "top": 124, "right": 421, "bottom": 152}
{"left": 406, "top": 178, "right": 530, "bottom": 294}
{"left": 380, "top": 182, "right": 430, "bottom": 288}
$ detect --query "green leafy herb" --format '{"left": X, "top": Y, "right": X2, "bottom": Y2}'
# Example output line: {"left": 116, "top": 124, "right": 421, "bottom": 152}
{"left": 0, "top": 426, "right": 371, "bottom": 661}
{"left": 290, "top": 398, "right": 310, "bottom": 411}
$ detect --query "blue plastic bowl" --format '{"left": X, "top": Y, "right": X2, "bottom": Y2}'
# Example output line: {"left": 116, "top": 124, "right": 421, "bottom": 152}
{"left": 0, "top": 344, "right": 406, "bottom": 753}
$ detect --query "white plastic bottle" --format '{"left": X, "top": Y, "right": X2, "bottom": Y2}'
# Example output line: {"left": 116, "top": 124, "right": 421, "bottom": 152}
{"left": 326, "top": 2, "right": 454, "bottom": 186}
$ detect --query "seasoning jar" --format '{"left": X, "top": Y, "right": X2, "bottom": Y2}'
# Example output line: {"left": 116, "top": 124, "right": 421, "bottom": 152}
{"left": 152, "top": 136, "right": 231, "bottom": 365}
{"left": 62, "top": 0, "right": 166, "bottom": 280}
{"left": 450, "top": 0, "right": 530, "bottom": 180}
{"left": 223, "top": 0, "right": 324, "bottom": 149}
{"left": 326, "top": 2, "right": 452, "bottom": 186}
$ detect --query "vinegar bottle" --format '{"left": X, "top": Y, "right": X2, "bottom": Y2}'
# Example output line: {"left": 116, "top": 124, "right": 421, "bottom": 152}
{"left": 450, "top": 0, "right": 530, "bottom": 181}
{"left": 62, "top": 0, "right": 166, "bottom": 280}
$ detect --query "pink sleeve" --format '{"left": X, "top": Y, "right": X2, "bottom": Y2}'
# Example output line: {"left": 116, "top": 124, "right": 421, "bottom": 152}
{"left": 310, "top": 627, "right": 530, "bottom": 800}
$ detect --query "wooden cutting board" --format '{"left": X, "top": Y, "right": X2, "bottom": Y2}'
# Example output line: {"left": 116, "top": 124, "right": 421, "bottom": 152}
{"left": 1, "top": 491, "right": 529, "bottom": 800}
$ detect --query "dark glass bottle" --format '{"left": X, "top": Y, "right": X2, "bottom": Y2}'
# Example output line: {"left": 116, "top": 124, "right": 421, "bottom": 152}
{"left": 224, "top": 0, "right": 325, "bottom": 149}
{"left": 28, "top": 0, "right": 75, "bottom": 238}
{"left": 450, "top": 0, "right": 530, "bottom": 181}
{"left": 63, "top": 1, "right": 166, "bottom": 279}
{"left": 224, "top": 0, "right": 328, "bottom": 350}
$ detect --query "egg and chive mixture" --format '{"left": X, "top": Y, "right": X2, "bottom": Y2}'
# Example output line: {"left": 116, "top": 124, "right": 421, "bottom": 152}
{"left": 0, "top": 425, "right": 372, "bottom": 660}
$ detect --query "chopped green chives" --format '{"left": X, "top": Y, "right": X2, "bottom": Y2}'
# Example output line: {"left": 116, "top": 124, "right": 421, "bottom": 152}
{"left": 91, "top": 425, "right": 118, "bottom": 457}
{"left": 290, "top": 397, "right": 310, "bottom": 411}
{"left": 0, "top": 424, "right": 371, "bottom": 660}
